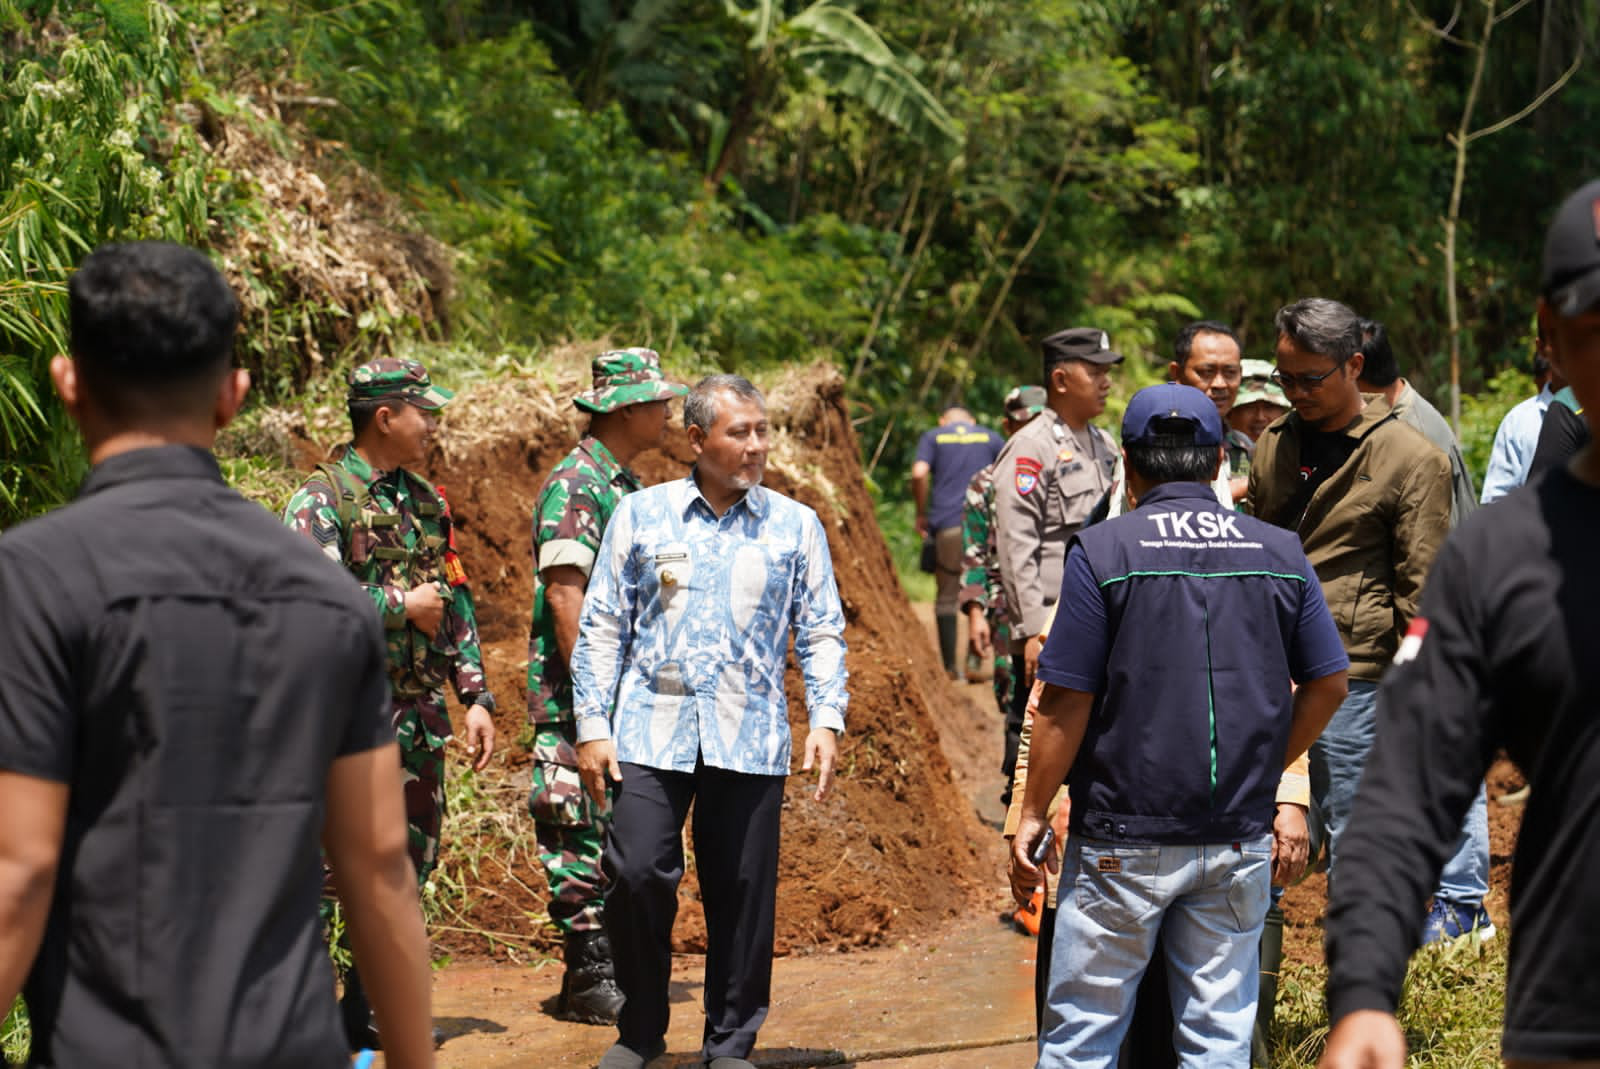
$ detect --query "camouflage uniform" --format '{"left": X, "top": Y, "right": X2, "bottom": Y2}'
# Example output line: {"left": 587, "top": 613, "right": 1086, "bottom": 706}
{"left": 283, "top": 363, "right": 490, "bottom": 884}
{"left": 527, "top": 435, "right": 641, "bottom": 936}
{"left": 959, "top": 462, "right": 1012, "bottom": 717}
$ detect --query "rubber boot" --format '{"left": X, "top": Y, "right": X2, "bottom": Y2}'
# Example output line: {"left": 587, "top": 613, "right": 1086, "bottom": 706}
{"left": 558, "top": 930, "right": 625, "bottom": 1025}
{"left": 1251, "top": 903, "right": 1285, "bottom": 1068}
{"left": 936, "top": 613, "right": 959, "bottom": 678}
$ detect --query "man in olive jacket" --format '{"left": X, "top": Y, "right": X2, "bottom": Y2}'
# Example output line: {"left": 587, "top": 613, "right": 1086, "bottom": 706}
{"left": 1246, "top": 298, "right": 1451, "bottom": 891}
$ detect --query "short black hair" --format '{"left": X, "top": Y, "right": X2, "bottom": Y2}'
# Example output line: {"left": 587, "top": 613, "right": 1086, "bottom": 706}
{"left": 1124, "top": 420, "right": 1219, "bottom": 485}
{"left": 1357, "top": 318, "right": 1399, "bottom": 387}
{"left": 69, "top": 242, "right": 239, "bottom": 418}
{"left": 348, "top": 396, "right": 389, "bottom": 438}
{"left": 1173, "top": 321, "right": 1240, "bottom": 366}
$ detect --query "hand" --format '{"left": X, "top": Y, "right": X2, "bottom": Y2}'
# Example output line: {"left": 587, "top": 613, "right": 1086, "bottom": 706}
{"left": 967, "top": 609, "right": 992, "bottom": 661}
{"left": 1009, "top": 812, "right": 1058, "bottom": 907}
{"left": 1272, "top": 802, "right": 1310, "bottom": 886}
{"left": 404, "top": 582, "right": 446, "bottom": 636}
{"left": 463, "top": 703, "right": 495, "bottom": 773}
{"left": 1318, "top": 1010, "right": 1406, "bottom": 1069}
{"left": 1024, "top": 634, "right": 1043, "bottom": 686}
{"left": 576, "top": 739, "right": 622, "bottom": 806}
{"left": 914, "top": 513, "right": 929, "bottom": 539}
{"left": 802, "top": 728, "right": 838, "bottom": 801}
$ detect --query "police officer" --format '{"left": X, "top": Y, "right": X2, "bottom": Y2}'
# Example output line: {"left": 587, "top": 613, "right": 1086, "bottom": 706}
{"left": 527, "top": 348, "right": 686, "bottom": 1024}
{"left": 284, "top": 357, "right": 497, "bottom": 1049}
{"left": 992, "top": 328, "right": 1121, "bottom": 800}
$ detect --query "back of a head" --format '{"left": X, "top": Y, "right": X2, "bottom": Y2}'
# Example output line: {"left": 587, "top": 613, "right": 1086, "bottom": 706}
{"left": 1356, "top": 318, "right": 1399, "bottom": 387}
{"left": 1274, "top": 298, "right": 1362, "bottom": 362}
{"left": 69, "top": 241, "right": 240, "bottom": 419}
{"left": 1121, "top": 383, "right": 1224, "bottom": 487}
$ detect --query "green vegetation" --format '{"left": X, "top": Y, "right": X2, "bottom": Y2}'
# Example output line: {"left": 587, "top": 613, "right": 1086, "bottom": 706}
{"left": 1275, "top": 936, "right": 1507, "bottom": 1068}
{"left": 4, "top": 0, "right": 1596, "bottom": 527}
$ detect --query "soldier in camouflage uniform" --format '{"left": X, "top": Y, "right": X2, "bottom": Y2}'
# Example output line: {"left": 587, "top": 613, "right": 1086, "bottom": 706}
{"left": 959, "top": 386, "right": 1046, "bottom": 770}
{"left": 283, "top": 357, "right": 496, "bottom": 1050}
{"left": 528, "top": 348, "right": 685, "bottom": 1024}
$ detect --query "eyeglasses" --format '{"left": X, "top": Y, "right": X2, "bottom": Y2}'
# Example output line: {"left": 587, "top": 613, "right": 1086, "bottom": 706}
{"left": 1270, "top": 360, "right": 1347, "bottom": 392}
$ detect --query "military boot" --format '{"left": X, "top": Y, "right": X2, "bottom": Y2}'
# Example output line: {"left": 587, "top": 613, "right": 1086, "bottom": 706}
{"left": 558, "top": 930, "right": 625, "bottom": 1025}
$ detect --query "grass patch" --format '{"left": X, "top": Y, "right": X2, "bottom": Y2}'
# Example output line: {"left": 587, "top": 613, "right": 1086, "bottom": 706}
{"left": 876, "top": 496, "right": 937, "bottom": 603}
{"left": 1274, "top": 934, "right": 1506, "bottom": 1067}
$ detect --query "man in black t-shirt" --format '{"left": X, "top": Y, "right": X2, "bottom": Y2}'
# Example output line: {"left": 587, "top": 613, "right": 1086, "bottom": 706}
{"left": 0, "top": 243, "right": 435, "bottom": 1068}
{"left": 1321, "top": 178, "right": 1600, "bottom": 1067}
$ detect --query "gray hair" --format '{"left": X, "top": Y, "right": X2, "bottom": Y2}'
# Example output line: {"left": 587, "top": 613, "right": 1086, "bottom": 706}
{"left": 683, "top": 373, "right": 765, "bottom": 433}
{"left": 1274, "top": 298, "right": 1363, "bottom": 362}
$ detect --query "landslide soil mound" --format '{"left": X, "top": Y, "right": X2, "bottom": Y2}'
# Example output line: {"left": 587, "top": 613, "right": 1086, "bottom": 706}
{"left": 393, "top": 356, "right": 987, "bottom": 959}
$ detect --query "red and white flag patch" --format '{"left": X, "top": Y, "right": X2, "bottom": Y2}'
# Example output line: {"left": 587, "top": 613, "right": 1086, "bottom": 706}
{"left": 1015, "top": 456, "right": 1043, "bottom": 495}
{"left": 1393, "top": 617, "right": 1428, "bottom": 665}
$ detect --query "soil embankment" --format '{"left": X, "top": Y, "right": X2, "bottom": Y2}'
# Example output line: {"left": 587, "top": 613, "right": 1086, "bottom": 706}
{"left": 413, "top": 356, "right": 993, "bottom": 958}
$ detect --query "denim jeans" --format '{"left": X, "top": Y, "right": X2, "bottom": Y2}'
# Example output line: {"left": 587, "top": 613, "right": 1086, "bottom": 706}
{"left": 1038, "top": 833, "right": 1273, "bottom": 1068}
{"left": 1310, "top": 680, "right": 1490, "bottom": 906}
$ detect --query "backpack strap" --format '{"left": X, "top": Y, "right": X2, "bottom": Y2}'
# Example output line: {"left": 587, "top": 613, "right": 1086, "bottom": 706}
{"left": 314, "top": 461, "right": 370, "bottom": 561}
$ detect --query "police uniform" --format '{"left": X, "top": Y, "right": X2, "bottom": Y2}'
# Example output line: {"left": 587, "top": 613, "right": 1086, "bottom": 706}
{"left": 526, "top": 348, "right": 685, "bottom": 1025}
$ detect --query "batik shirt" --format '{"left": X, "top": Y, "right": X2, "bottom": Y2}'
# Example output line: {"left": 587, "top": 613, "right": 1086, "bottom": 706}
{"left": 571, "top": 476, "right": 848, "bottom": 776}
{"left": 283, "top": 446, "right": 487, "bottom": 716}
{"left": 528, "top": 435, "right": 642, "bottom": 726}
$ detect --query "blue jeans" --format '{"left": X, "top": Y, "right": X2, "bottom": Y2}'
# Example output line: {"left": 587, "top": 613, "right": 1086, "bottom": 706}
{"left": 1310, "top": 680, "right": 1489, "bottom": 906}
{"left": 1039, "top": 833, "right": 1273, "bottom": 1068}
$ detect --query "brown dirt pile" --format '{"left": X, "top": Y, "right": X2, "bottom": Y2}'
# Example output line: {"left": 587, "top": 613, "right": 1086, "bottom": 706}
{"left": 405, "top": 359, "right": 986, "bottom": 959}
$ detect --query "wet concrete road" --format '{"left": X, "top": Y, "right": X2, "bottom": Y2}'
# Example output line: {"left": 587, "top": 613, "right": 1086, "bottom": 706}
{"left": 427, "top": 911, "right": 1040, "bottom": 1067}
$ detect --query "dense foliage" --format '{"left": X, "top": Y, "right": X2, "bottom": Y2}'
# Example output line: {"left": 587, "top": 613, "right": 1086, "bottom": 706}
{"left": 2, "top": 0, "right": 1597, "bottom": 525}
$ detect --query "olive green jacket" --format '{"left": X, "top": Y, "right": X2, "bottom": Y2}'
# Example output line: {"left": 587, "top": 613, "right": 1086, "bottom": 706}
{"left": 1246, "top": 394, "right": 1452, "bottom": 682}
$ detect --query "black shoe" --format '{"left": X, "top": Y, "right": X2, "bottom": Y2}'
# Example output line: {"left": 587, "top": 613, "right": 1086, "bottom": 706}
{"left": 558, "top": 930, "right": 626, "bottom": 1025}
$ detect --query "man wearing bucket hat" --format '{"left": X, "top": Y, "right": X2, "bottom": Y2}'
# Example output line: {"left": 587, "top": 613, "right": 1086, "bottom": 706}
{"left": 1229, "top": 358, "right": 1289, "bottom": 446}
{"left": 527, "top": 348, "right": 686, "bottom": 1024}
{"left": 285, "top": 355, "right": 497, "bottom": 1050}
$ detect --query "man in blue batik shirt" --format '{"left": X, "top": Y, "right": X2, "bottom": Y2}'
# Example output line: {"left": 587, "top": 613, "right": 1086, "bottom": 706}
{"left": 572, "top": 374, "right": 848, "bottom": 1069}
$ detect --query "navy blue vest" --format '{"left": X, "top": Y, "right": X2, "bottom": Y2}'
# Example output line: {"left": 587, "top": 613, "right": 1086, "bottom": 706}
{"left": 1067, "top": 482, "right": 1323, "bottom": 843}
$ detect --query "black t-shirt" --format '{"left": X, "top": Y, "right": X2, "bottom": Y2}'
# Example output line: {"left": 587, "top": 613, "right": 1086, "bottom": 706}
{"left": 1282, "top": 427, "right": 1360, "bottom": 526}
{"left": 1324, "top": 466, "right": 1600, "bottom": 1059}
{"left": 1529, "top": 395, "right": 1589, "bottom": 481}
{"left": 0, "top": 446, "right": 394, "bottom": 1068}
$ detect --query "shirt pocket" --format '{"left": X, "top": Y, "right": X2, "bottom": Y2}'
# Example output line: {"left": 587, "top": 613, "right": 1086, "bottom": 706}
{"left": 1071, "top": 838, "right": 1161, "bottom": 933}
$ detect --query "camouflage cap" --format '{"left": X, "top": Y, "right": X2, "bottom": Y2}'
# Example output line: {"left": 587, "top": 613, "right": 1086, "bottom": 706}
{"left": 1003, "top": 384, "right": 1047, "bottom": 420}
{"left": 347, "top": 357, "right": 453, "bottom": 410}
{"left": 1235, "top": 357, "right": 1287, "bottom": 408}
{"left": 574, "top": 347, "right": 688, "bottom": 414}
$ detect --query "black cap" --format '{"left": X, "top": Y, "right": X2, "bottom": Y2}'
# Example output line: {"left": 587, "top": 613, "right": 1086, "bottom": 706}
{"left": 1042, "top": 327, "right": 1123, "bottom": 367}
{"left": 1542, "top": 178, "right": 1600, "bottom": 318}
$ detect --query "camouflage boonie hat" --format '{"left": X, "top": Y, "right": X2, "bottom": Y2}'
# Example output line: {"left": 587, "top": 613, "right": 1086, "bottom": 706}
{"left": 347, "top": 358, "right": 453, "bottom": 410}
{"left": 1004, "top": 385, "right": 1047, "bottom": 420}
{"left": 574, "top": 348, "right": 688, "bottom": 414}
{"left": 1235, "top": 357, "right": 1287, "bottom": 408}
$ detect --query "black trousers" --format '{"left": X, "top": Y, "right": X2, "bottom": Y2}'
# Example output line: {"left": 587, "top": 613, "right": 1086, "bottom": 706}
{"left": 1003, "top": 652, "right": 1029, "bottom": 791}
{"left": 604, "top": 760, "right": 785, "bottom": 1060}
